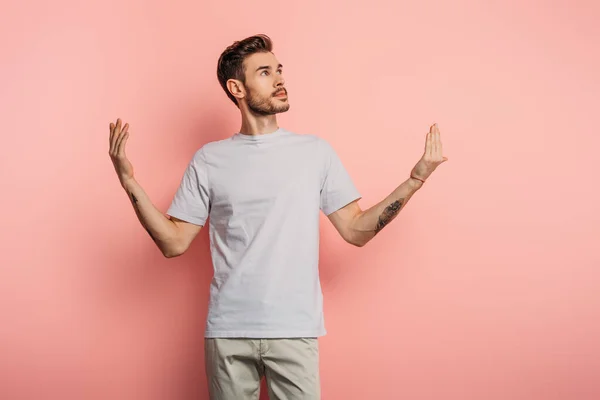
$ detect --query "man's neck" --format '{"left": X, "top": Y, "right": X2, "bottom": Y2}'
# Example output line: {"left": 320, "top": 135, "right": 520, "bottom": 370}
{"left": 238, "top": 111, "right": 279, "bottom": 136}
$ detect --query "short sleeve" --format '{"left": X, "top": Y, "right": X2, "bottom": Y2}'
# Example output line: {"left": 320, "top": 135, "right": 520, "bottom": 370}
{"left": 166, "top": 148, "right": 210, "bottom": 226}
{"left": 319, "top": 139, "right": 362, "bottom": 215}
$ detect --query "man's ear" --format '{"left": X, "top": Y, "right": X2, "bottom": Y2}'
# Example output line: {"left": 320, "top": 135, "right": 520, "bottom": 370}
{"left": 227, "top": 79, "right": 245, "bottom": 101}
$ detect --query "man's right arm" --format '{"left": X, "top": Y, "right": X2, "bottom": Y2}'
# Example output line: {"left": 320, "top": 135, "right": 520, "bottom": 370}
{"left": 109, "top": 118, "right": 203, "bottom": 257}
{"left": 122, "top": 177, "right": 202, "bottom": 258}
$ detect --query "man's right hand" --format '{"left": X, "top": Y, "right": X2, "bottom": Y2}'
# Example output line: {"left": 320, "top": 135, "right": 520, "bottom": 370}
{"left": 109, "top": 118, "right": 134, "bottom": 188}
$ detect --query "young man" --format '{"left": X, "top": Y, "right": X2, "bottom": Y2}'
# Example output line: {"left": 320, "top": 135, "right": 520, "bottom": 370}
{"left": 108, "top": 34, "right": 447, "bottom": 400}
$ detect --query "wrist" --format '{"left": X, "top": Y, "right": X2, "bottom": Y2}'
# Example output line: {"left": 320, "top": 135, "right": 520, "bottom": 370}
{"left": 409, "top": 174, "right": 426, "bottom": 184}
{"left": 408, "top": 176, "right": 425, "bottom": 189}
{"left": 121, "top": 177, "right": 137, "bottom": 191}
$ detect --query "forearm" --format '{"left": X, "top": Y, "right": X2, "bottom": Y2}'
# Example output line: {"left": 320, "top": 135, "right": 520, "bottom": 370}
{"left": 350, "top": 177, "right": 423, "bottom": 246}
{"left": 122, "top": 178, "right": 181, "bottom": 257}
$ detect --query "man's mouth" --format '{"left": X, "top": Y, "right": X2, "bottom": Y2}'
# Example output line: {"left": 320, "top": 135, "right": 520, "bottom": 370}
{"left": 274, "top": 90, "right": 287, "bottom": 97}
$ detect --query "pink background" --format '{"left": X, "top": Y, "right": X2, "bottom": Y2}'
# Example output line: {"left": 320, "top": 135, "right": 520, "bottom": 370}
{"left": 1, "top": 0, "right": 599, "bottom": 399}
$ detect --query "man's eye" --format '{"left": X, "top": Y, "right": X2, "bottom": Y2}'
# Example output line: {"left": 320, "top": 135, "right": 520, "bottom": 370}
{"left": 261, "top": 71, "right": 269, "bottom": 76}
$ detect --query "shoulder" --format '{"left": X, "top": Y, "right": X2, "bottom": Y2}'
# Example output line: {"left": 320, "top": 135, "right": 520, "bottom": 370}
{"left": 283, "top": 129, "right": 331, "bottom": 149}
{"left": 305, "top": 133, "right": 334, "bottom": 155}
{"left": 200, "top": 136, "right": 235, "bottom": 153}
{"left": 190, "top": 136, "right": 237, "bottom": 164}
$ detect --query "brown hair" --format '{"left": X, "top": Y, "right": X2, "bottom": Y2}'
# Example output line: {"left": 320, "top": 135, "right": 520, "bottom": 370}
{"left": 217, "top": 34, "right": 274, "bottom": 106}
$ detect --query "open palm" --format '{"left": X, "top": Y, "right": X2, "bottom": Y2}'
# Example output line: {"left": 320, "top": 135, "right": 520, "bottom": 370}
{"left": 108, "top": 118, "right": 134, "bottom": 187}
{"left": 411, "top": 123, "right": 447, "bottom": 181}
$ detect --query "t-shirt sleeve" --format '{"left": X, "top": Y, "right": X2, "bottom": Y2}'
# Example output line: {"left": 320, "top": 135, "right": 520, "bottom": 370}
{"left": 166, "top": 148, "right": 210, "bottom": 226}
{"left": 319, "top": 139, "right": 362, "bottom": 216}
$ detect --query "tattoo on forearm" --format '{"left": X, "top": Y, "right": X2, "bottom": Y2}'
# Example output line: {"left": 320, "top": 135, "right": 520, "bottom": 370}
{"left": 129, "top": 192, "right": 156, "bottom": 242}
{"left": 375, "top": 199, "right": 403, "bottom": 233}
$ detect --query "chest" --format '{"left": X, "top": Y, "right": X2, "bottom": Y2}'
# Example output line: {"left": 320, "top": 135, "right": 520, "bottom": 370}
{"left": 209, "top": 146, "right": 323, "bottom": 217}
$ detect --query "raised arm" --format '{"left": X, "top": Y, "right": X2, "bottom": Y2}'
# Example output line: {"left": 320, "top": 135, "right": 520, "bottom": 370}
{"left": 109, "top": 118, "right": 202, "bottom": 258}
{"left": 327, "top": 123, "right": 447, "bottom": 247}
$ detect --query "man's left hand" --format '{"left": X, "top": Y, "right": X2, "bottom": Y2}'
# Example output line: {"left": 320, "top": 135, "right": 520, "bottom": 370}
{"left": 411, "top": 123, "right": 448, "bottom": 182}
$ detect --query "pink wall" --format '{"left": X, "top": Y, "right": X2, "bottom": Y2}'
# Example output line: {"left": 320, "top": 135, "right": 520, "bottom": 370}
{"left": 1, "top": 0, "right": 599, "bottom": 399}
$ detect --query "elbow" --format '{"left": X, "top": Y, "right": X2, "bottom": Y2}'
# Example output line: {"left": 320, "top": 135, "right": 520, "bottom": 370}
{"left": 161, "top": 242, "right": 186, "bottom": 258}
{"left": 345, "top": 233, "right": 369, "bottom": 248}
{"left": 352, "top": 239, "right": 368, "bottom": 248}
{"left": 163, "top": 250, "right": 181, "bottom": 258}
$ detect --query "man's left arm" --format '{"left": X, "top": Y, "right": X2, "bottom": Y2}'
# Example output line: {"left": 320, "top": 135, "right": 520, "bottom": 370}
{"left": 328, "top": 123, "right": 447, "bottom": 247}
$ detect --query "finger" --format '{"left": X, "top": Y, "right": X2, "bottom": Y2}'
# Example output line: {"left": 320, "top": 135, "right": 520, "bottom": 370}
{"left": 425, "top": 130, "right": 432, "bottom": 157}
{"left": 117, "top": 131, "right": 129, "bottom": 156}
{"left": 436, "top": 123, "right": 444, "bottom": 156}
{"left": 434, "top": 124, "right": 440, "bottom": 155}
{"left": 111, "top": 120, "right": 121, "bottom": 153}
{"left": 109, "top": 122, "right": 115, "bottom": 152}
{"left": 114, "top": 118, "right": 121, "bottom": 137}
{"left": 112, "top": 121, "right": 124, "bottom": 155}
{"left": 430, "top": 124, "right": 438, "bottom": 157}
{"left": 116, "top": 125, "right": 128, "bottom": 155}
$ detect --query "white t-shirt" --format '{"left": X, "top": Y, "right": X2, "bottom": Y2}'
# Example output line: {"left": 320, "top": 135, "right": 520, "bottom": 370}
{"left": 167, "top": 127, "right": 361, "bottom": 338}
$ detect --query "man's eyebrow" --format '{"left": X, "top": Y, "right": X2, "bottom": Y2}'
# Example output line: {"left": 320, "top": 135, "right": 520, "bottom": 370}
{"left": 256, "top": 64, "right": 283, "bottom": 72}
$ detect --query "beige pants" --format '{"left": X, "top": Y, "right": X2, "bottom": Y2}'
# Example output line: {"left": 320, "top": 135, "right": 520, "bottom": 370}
{"left": 204, "top": 337, "right": 321, "bottom": 400}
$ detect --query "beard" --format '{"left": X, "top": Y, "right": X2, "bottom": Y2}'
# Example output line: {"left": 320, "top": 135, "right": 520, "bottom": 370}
{"left": 245, "top": 87, "right": 290, "bottom": 116}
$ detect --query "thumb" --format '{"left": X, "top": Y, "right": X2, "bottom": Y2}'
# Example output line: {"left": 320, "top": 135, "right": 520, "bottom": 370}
{"left": 442, "top": 157, "right": 448, "bottom": 162}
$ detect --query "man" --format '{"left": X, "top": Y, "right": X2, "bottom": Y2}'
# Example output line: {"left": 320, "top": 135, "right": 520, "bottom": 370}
{"left": 108, "top": 34, "right": 447, "bottom": 400}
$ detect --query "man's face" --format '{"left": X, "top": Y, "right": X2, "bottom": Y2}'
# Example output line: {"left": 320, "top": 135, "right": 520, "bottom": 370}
{"left": 240, "top": 52, "right": 289, "bottom": 115}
